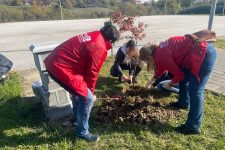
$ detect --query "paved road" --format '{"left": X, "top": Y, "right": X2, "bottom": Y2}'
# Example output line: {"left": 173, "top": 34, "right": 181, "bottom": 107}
{"left": 0, "top": 15, "right": 225, "bottom": 71}
{"left": 206, "top": 49, "right": 225, "bottom": 95}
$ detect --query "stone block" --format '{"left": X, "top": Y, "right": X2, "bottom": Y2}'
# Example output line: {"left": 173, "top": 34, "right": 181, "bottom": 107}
{"left": 32, "top": 80, "right": 43, "bottom": 102}
{"left": 40, "top": 71, "right": 53, "bottom": 84}
{"left": 40, "top": 88, "right": 73, "bottom": 121}
{"left": 30, "top": 43, "right": 59, "bottom": 72}
{"left": 33, "top": 52, "right": 50, "bottom": 72}
{"left": 42, "top": 88, "right": 72, "bottom": 108}
{"left": 44, "top": 105, "right": 73, "bottom": 122}
{"left": 30, "top": 43, "right": 74, "bottom": 121}
{"left": 40, "top": 72, "right": 62, "bottom": 91}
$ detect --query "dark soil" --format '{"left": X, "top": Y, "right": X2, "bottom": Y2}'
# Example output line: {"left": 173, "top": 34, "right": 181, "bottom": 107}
{"left": 96, "top": 86, "right": 182, "bottom": 125}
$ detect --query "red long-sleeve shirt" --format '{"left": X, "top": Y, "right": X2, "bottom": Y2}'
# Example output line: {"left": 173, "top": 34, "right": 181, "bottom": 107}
{"left": 154, "top": 35, "right": 207, "bottom": 84}
{"left": 44, "top": 31, "right": 112, "bottom": 97}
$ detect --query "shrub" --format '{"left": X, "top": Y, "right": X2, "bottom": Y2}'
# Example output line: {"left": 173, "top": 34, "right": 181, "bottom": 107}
{"left": 0, "top": 5, "right": 24, "bottom": 22}
{"left": 119, "top": 2, "right": 148, "bottom": 16}
{"left": 178, "top": 4, "right": 224, "bottom": 14}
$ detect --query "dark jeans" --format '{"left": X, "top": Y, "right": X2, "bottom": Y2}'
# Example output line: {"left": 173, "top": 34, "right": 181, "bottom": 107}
{"left": 110, "top": 64, "right": 142, "bottom": 78}
{"left": 177, "top": 43, "right": 217, "bottom": 131}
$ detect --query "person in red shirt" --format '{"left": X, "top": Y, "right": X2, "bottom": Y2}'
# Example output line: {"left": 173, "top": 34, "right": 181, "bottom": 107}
{"left": 139, "top": 30, "right": 217, "bottom": 135}
{"left": 44, "top": 21, "right": 120, "bottom": 142}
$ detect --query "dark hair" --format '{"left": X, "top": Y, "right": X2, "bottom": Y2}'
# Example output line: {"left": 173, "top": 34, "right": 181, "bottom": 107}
{"left": 126, "top": 39, "right": 136, "bottom": 48}
{"left": 100, "top": 25, "right": 120, "bottom": 43}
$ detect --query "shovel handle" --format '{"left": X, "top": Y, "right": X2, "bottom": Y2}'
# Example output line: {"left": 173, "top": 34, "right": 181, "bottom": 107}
{"left": 96, "top": 98, "right": 120, "bottom": 100}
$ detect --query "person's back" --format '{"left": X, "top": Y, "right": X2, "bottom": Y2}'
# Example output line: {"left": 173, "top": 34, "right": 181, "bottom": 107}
{"left": 154, "top": 35, "right": 207, "bottom": 83}
{"left": 44, "top": 31, "right": 111, "bottom": 96}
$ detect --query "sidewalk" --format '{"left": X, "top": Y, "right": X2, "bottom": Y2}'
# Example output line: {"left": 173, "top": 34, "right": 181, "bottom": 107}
{"left": 206, "top": 49, "right": 225, "bottom": 95}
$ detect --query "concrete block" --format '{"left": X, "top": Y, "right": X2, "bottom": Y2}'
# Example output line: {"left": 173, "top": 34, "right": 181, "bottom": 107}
{"left": 43, "top": 81, "right": 63, "bottom": 91}
{"left": 33, "top": 52, "right": 50, "bottom": 72}
{"left": 42, "top": 88, "right": 72, "bottom": 108}
{"left": 40, "top": 71, "right": 53, "bottom": 84}
{"left": 30, "top": 43, "right": 59, "bottom": 72}
{"left": 30, "top": 43, "right": 74, "bottom": 121}
{"left": 40, "top": 72, "right": 62, "bottom": 91}
{"left": 44, "top": 104, "right": 73, "bottom": 122}
{"left": 40, "top": 88, "right": 73, "bottom": 121}
{"left": 32, "top": 80, "right": 43, "bottom": 102}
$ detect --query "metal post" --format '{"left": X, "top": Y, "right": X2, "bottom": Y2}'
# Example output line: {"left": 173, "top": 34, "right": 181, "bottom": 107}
{"left": 164, "top": 0, "right": 167, "bottom": 15}
{"left": 208, "top": 0, "right": 217, "bottom": 30}
{"left": 223, "top": 0, "right": 225, "bottom": 15}
{"left": 58, "top": 0, "right": 63, "bottom": 20}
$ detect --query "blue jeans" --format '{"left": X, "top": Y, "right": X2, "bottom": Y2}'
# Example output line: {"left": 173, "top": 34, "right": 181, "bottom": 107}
{"left": 71, "top": 89, "right": 94, "bottom": 136}
{"left": 178, "top": 43, "right": 217, "bottom": 131}
{"left": 157, "top": 80, "right": 179, "bottom": 94}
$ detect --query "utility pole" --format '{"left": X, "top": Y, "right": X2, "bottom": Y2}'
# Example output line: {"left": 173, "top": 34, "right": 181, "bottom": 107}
{"left": 208, "top": 0, "right": 217, "bottom": 30}
{"left": 223, "top": 0, "right": 225, "bottom": 15}
{"left": 164, "top": 0, "right": 167, "bottom": 15}
{"left": 58, "top": 0, "right": 63, "bottom": 20}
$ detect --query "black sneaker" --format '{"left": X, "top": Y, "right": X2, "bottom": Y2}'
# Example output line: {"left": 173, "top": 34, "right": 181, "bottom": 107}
{"left": 77, "top": 133, "right": 100, "bottom": 142}
{"left": 175, "top": 124, "right": 200, "bottom": 135}
{"left": 169, "top": 102, "right": 189, "bottom": 110}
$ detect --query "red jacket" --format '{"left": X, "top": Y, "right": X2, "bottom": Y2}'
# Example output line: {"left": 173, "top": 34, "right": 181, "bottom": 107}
{"left": 44, "top": 31, "right": 112, "bottom": 97}
{"left": 154, "top": 35, "right": 207, "bottom": 84}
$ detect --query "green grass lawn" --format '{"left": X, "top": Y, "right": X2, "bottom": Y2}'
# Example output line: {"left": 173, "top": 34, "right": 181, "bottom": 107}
{"left": 215, "top": 39, "right": 225, "bottom": 49}
{"left": 0, "top": 60, "right": 225, "bottom": 149}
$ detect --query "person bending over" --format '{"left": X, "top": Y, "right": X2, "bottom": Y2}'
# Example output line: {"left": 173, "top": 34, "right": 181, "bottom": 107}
{"left": 44, "top": 21, "right": 120, "bottom": 142}
{"left": 139, "top": 30, "right": 217, "bottom": 135}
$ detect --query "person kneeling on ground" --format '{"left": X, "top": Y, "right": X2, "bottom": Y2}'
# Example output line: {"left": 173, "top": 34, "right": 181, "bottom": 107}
{"left": 44, "top": 21, "right": 120, "bottom": 142}
{"left": 152, "top": 71, "right": 179, "bottom": 94}
{"left": 110, "top": 39, "right": 142, "bottom": 84}
{"left": 139, "top": 30, "right": 217, "bottom": 135}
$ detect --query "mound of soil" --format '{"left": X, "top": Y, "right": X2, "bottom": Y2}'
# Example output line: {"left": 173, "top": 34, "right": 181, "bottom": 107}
{"left": 96, "top": 87, "right": 182, "bottom": 125}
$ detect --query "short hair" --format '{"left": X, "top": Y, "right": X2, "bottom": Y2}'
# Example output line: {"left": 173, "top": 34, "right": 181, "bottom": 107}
{"left": 100, "top": 25, "right": 120, "bottom": 43}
